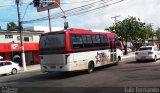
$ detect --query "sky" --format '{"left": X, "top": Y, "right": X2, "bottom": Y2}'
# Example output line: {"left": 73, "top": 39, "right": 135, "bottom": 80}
{"left": 0, "top": 0, "right": 160, "bottom": 30}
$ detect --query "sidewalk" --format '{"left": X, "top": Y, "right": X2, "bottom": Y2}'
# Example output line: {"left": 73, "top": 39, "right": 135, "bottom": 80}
{"left": 19, "top": 64, "right": 41, "bottom": 73}
{"left": 19, "top": 52, "right": 135, "bottom": 73}
{"left": 122, "top": 52, "right": 135, "bottom": 59}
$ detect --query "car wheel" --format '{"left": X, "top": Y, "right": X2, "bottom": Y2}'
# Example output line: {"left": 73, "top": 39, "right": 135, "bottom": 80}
{"left": 154, "top": 56, "right": 157, "bottom": 62}
{"left": 88, "top": 62, "right": 94, "bottom": 74}
{"left": 11, "top": 68, "right": 17, "bottom": 75}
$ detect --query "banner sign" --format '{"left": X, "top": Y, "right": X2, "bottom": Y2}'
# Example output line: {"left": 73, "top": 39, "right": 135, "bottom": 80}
{"left": 37, "top": 0, "right": 60, "bottom": 12}
{"left": 11, "top": 44, "right": 19, "bottom": 50}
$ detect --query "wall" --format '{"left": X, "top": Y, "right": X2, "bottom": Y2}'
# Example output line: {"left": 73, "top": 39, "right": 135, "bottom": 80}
{"left": 0, "top": 31, "right": 42, "bottom": 43}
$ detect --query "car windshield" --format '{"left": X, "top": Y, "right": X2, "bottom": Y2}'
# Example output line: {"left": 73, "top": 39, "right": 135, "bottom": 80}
{"left": 139, "top": 47, "right": 152, "bottom": 51}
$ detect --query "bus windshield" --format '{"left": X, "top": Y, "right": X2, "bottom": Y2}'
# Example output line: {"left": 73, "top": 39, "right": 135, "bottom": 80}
{"left": 114, "top": 35, "right": 122, "bottom": 47}
{"left": 39, "top": 33, "right": 65, "bottom": 51}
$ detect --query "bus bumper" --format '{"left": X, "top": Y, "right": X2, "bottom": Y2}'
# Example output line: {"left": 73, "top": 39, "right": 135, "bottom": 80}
{"left": 41, "top": 65, "right": 71, "bottom": 72}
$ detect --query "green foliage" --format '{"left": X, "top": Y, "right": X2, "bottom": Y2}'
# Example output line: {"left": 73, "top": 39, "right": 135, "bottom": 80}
{"left": 7, "top": 22, "right": 18, "bottom": 31}
{"left": 156, "top": 28, "right": 160, "bottom": 39}
{"left": 106, "top": 16, "right": 152, "bottom": 54}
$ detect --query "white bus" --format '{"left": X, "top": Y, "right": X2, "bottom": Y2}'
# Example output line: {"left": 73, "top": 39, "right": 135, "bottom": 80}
{"left": 39, "top": 28, "right": 123, "bottom": 73}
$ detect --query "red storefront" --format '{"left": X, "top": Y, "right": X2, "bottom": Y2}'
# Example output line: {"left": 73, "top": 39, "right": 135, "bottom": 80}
{"left": 0, "top": 42, "right": 40, "bottom": 66}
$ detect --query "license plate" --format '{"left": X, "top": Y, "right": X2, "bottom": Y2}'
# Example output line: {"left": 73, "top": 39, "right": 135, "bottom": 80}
{"left": 50, "top": 66, "right": 56, "bottom": 68}
{"left": 141, "top": 56, "right": 146, "bottom": 59}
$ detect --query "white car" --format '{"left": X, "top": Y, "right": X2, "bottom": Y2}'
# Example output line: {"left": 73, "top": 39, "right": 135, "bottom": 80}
{"left": 135, "top": 46, "right": 160, "bottom": 62}
{"left": 127, "top": 48, "right": 132, "bottom": 53}
{"left": 0, "top": 61, "right": 20, "bottom": 75}
{"left": 122, "top": 48, "right": 132, "bottom": 54}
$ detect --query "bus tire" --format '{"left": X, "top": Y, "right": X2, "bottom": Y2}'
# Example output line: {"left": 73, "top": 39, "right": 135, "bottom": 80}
{"left": 154, "top": 55, "right": 157, "bottom": 62}
{"left": 118, "top": 56, "right": 121, "bottom": 61}
{"left": 115, "top": 56, "right": 121, "bottom": 65}
{"left": 87, "top": 62, "right": 94, "bottom": 74}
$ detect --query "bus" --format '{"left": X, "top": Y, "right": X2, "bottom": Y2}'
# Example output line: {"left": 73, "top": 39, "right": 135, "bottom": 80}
{"left": 39, "top": 28, "right": 123, "bottom": 73}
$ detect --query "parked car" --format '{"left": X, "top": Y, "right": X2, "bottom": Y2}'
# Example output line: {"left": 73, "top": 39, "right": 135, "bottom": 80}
{"left": 0, "top": 61, "right": 20, "bottom": 75}
{"left": 127, "top": 48, "right": 132, "bottom": 53}
{"left": 122, "top": 48, "right": 132, "bottom": 54}
{"left": 135, "top": 46, "right": 160, "bottom": 62}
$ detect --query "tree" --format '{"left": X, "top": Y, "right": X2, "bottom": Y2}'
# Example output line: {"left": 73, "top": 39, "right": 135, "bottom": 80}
{"left": 106, "top": 16, "right": 152, "bottom": 54}
{"left": 7, "top": 22, "right": 18, "bottom": 31}
{"left": 156, "top": 28, "right": 160, "bottom": 39}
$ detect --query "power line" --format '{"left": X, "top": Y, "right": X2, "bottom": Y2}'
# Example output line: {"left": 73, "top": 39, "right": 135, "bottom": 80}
{"left": 21, "top": 0, "right": 98, "bottom": 5}
{"left": 61, "top": 0, "right": 98, "bottom": 4}
{"left": 0, "top": 4, "right": 15, "bottom": 7}
{"left": 23, "top": 0, "right": 110, "bottom": 23}
{"left": 23, "top": 0, "right": 104, "bottom": 23}
{"left": 0, "top": 0, "right": 113, "bottom": 8}
{"left": 23, "top": 0, "right": 125, "bottom": 24}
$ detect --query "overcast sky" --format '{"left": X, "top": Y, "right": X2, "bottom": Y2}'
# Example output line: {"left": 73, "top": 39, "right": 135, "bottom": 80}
{"left": 0, "top": 0, "right": 160, "bottom": 30}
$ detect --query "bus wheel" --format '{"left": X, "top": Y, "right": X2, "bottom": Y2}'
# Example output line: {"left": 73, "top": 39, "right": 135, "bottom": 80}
{"left": 115, "top": 56, "right": 121, "bottom": 65}
{"left": 88, "top": 62, "right": 94, "bottom": 74}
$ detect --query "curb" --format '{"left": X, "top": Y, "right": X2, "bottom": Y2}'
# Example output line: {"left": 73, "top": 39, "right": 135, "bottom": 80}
{"left": 122, "top": 54, "right": 135, "bottom": 59}
{"left": 122, "top": 53, "right": 135, "bottom": 59}
{"left": 18, "top": 69, "right": 40, "bottom": 73}
{"left": 19, "top": 65, "right": 41, "bottom": 73}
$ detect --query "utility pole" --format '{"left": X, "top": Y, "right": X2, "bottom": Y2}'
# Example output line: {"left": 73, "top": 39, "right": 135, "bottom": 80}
{"left": 48, "top": 9, "right": 52, "bottom": 32}
{"left": 150, "top": 23, "right": 154, "bottom": 44}
{"left": 111, "top": 15, "right": 120, "bottom": 61}
{"left": 16, "top": 0, "right": 27, "bottom": 71}
{"left": 111, "top": 15, "right": 120, "bottom": 24}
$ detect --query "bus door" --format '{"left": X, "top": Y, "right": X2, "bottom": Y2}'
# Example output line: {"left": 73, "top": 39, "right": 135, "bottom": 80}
{"left": 110, "top": 40, "right": 117, "bottom": 62}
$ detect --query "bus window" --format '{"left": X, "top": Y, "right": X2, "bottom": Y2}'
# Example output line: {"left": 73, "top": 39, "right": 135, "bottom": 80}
{"left": 92, "top": 35, "right": 100, "bottom": 47}
{"left": 82, "top": 35, "right": 93, "bottom": 48}
{"left": 71, "top": 34, "right": 83, "bottom": 49}
{"left": 100, "top": 35, "right": 108, "bottom": 47}
{"left": 39, "top": 33, "right": 65, "bottom": 51}
{"left": 116, "top": 40, "right": 121, "bottom": 47}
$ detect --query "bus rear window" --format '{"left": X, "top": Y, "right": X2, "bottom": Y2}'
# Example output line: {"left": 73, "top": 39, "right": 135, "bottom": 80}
{"left": 39, "top": 33, "right": 65, "bottom": 51}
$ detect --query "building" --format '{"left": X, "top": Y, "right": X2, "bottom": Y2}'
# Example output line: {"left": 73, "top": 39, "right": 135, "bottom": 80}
{"left": 0, "top": 30, "right": 43, "bottom": 43}
{"left": 148, "top": 36, "right": 160, "bottom": 47}
{"left": 0, "top": 29, "right": 44, "bottom": 66}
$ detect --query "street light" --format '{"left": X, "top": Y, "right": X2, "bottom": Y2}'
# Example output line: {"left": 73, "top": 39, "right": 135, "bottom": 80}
{"left": 42, "top": 0, "right": 69, "bottom": 29}
{"left": 22, "top": 2, "right": 33, "bottom": 21}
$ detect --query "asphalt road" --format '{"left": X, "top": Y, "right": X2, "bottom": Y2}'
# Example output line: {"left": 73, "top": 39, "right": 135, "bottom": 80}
{"left": 1, "top": 55, "right": 160, "bottom": 93}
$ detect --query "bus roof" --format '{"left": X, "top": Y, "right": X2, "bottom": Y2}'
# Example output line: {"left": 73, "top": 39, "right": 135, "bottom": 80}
{"left": 42, "top": 28, "right": 115, "bottom": 35}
